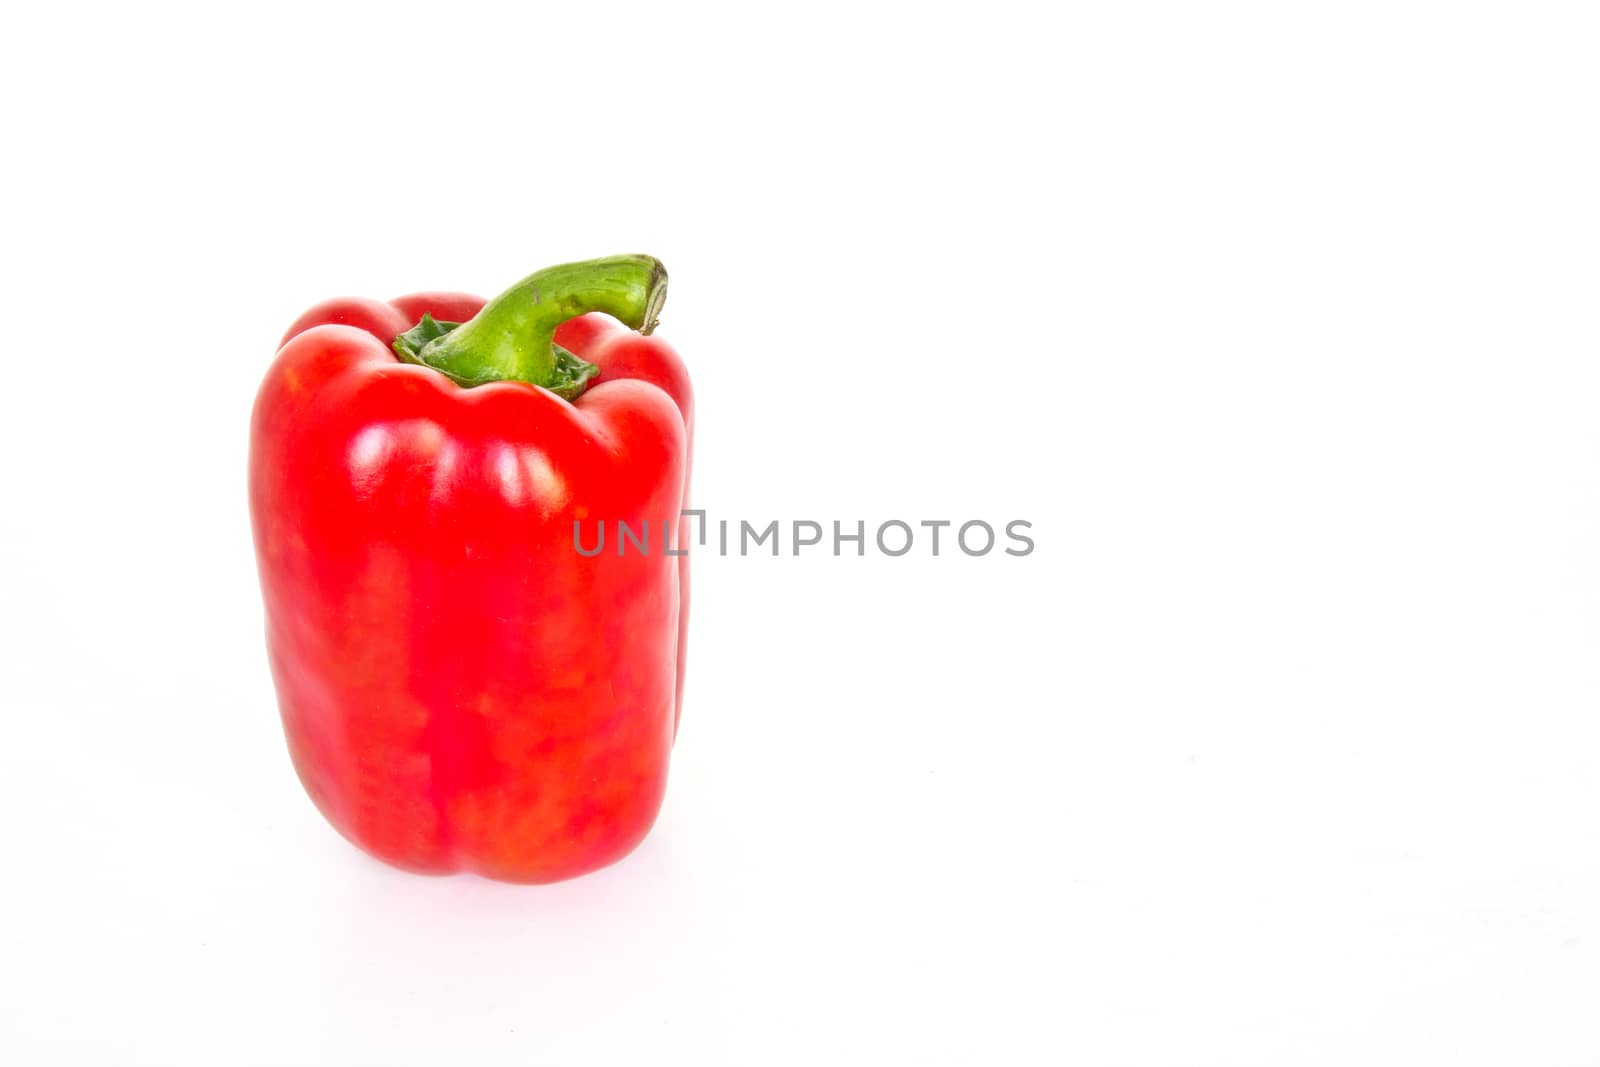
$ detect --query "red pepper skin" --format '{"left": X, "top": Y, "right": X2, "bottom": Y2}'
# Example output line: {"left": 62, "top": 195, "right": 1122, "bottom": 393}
{"left": 251, "top": 292, "right": 692, "bottom": 883}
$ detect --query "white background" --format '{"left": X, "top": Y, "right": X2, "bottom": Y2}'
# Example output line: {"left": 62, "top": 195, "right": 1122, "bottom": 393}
{"left": 3, "top": 2, "right": 1598, "bottom": 1063}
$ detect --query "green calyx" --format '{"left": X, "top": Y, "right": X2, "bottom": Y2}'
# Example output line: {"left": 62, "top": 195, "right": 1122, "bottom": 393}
{"left": 394, "top": 315, "right": 600, "bottom": 400}
{"left": 392, "top": 254, "right": 667, "bottom": 400}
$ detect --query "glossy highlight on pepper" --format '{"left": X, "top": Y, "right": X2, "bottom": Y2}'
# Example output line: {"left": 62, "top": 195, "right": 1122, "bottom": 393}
{"left": 249, "top": 255, "right": 693, "bottom": 883}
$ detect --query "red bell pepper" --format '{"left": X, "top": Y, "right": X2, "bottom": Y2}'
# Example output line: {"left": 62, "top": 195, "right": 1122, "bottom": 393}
{"left": 250, "top": 255, "right": 692, "bottom": 883}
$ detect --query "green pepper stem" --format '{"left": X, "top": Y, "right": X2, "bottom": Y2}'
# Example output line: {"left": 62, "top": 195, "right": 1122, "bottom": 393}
{"left": 410, "top": 255, "right": 667, "bottom": 389}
